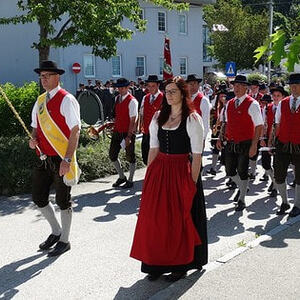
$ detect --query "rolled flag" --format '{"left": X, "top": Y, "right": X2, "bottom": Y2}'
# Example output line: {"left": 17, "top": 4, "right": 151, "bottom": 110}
{"left": 163, "top": 37, "right": 173, "bottom": 80}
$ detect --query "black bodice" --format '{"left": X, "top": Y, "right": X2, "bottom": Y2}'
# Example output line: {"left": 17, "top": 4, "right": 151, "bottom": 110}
{"left": 158, "top": 118, "right": 191, "bottom": 154}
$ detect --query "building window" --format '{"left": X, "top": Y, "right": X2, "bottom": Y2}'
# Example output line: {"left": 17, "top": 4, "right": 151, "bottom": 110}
{"left": 136, "top": 56, "right": 146, "bottom": 77}
{"left": 139, "top": 8, "right": 145, "bottom": 20}
{"left": 203, "top": 25, "right": 212, "bottom": 62}
{"left": 179, "top": 15, "right": 187, "bottom": 34}
{"left": 179, "top": 57, "right": 187, "bottom": 76}
{"left": 159, "top": 57, "right": 164, "bottom": 76}
{"left": 83, "top": 54, "right": 95, "bottom": 77}
{"left": 158, "top": 12, "right": 166, "bottom": 32}
{"left": 112, "top": 55, "right": 121, "bottom": 77}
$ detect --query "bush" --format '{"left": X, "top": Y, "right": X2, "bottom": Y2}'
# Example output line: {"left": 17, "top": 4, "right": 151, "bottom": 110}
{"left": 0, "top": 82, "right": 39, "bottom": 137}
{"left": 0, "top": 133, "right": 144, "bottom": 196}
{"left": 247, "top": 73, "right": 267, "bottom": 83}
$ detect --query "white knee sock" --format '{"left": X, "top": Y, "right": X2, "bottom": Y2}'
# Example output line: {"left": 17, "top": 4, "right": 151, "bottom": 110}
{"left": 266, "top": 169, "right": 276, "bottom": 187}
{"left": 113, "top": 159, "right": 125, "bottom": 179}
{"left": 39, "top": 203, "right": 61, "bottom": 236}
{"left": 239, "top": 179, "right": 248, "bottom": 204}
{"left": 128, "top": 163, "right": 136, "bottom": 182}
{"left": 249, "top": 160, "right": 257, "bottom": 175}
{"left": 295, "top": 185, "right": 300, "bottom": 208}
{"left": 60, "top": 208, "right": 72, "bottom": 243}
{"left": 277, "top": 183, "right": 288, "bottom": 204}
{"left": 231, "top": 174, "right": 241, "bottom": 188}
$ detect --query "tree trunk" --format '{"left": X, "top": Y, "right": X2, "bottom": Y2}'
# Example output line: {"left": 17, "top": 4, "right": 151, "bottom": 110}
{"left": 38, "top": 23, "right": 50, "bottom": 92}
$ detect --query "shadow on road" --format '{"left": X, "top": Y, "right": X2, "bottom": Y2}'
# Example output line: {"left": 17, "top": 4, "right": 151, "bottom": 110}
{"left": 0, "top": 253, "right": 58, "bottom": 300}
{"left": 0, "top": 195, "right": 33, "bottom": 217}
{"left": 114, "top": 269, "right": 205, "bottom": 300}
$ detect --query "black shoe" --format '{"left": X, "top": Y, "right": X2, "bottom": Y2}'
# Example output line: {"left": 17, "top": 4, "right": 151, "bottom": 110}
{"left": 122, "top": 180, "right": 133, "bottom": 189}
{"left": 226, "top": 178, "right": 233, "bottom": 186}
{"left": 235, "top": 201, "right": 246, "bottom": 211}
{"left": 147, "top": 273, "right": 162, "bottom": 281}
{"left": 289, "top": 180, "right": 296, "bottom": 188}
{"left": 233, "top": 190, "right": 240, "bottom": 202}
{"left": 165, "top": 272, "right": 187, "bottom": 282}
{"left": 112, "top": 177, "right": 127, "bottom": 187}
{"left": 267, "top": 182, "right": 274, "bottom": 192}
{"left": 47, "top": 241, "right": 70, "bottom": 257}
{"left": 269, "top": 189, "right": 277, "bottom": 198}
{"left": 207, "top": 168, "right": 216, "bottom": 175}
{"left": 260, "top": 174, "right": 268, "bottom": 181}
{"left": 228, "top": 181, "right": 237, "bottom": 190}
{"left": 39, "top": 234, "right": 60, "bottom": 250}
{"left": 276, "top": 203, "right": 290, "bottom": 215}
{"left": 289, "top": 206, "right": 300, "bottom": 218}
{"left": 248, "top": 173, "right": 255, "bottom": 181}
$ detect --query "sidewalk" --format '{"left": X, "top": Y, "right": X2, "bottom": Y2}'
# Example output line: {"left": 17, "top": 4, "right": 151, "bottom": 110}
{"left": 151, "top": 218, "right": 300, "bottom": 300}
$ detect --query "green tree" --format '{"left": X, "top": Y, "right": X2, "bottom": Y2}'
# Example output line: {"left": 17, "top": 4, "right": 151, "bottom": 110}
{"left": 254, "top": 4, "right": 300, "bottom": 72}
{"left": 203, "top": 0, "right": 269, "bottom": 70}
{"left": 0, "top": 0, "right": 187, "bottom": 64}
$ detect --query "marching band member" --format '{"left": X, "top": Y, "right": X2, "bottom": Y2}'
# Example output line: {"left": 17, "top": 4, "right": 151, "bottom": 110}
{"left": 29, "top": 60, "right": 81, "bottom": 256}
{"left": 217, "top": 75, "right": 263, "bottom": 211}
{"left": 109, "top": 78, "right": 138, "bottom": 189}
{"left": 274, "top": 73, "right": 300, "bottom": 217}
{"left": 139, "top": 75, "right": 163, "bottom": 165}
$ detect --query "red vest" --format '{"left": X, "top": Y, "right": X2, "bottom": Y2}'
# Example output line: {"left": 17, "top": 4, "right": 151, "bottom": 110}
{"left": 226, "top": 95, "right": 255, "bottom": 143}
{"left": 192, "top": 93, "right": 203, "bottom": 116}
{"left": 278, "top": 97, "right": 300, "bottom": 144}
{"left": 36, "top": 89, "right": 70, "bottom": 156}
{"left": 142, "top": 92, "right": 163, "bottom": 134}
{"left": 114, "top": 94, "right": 135, "bottom": 133}
{"left": 266, "top": 103, "right": 275, "bottom": 138}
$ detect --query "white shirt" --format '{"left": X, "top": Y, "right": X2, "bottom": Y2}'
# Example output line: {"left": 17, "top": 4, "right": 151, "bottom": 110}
{"left": 116, "top": 92, "right": 138, "bottom": 119}
{"left": 31, "top": 86, "right": 81, "bottom": 130}
{"left": 149, "top": 111, "right": 204, "bottom": 154}
{"left": 139, "top": 90, "right": 162, "bottom": 116}
{"left": 191, "top": 92, "right": 211, "bottom": 139}
{"left": 275, "top": 95, "right": 300, "bottom": 124}
{"left": 225, "top": 94, "right": 263, "bottom": 127}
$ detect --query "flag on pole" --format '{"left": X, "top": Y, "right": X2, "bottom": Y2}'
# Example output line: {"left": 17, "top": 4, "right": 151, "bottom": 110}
{"left": 163, "top": 37, "right": 173, "bottom": 80}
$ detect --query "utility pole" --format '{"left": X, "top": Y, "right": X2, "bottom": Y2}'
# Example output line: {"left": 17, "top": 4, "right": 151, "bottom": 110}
{"left": 268, "top": 0, "right": 274, "bottom": 84}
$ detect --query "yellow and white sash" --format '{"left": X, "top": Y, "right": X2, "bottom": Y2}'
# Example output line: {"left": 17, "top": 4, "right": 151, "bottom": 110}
{"left": 37, "top": 92, "right": 81, "bottom": 186}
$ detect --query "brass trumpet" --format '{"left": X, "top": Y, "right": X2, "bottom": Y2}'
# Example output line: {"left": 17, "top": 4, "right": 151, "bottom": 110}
{"left": 212, "top": 124, "right": 221, "bottom": 136}
{"left": 87, "top": 121, "right": 115, "bottom": 140}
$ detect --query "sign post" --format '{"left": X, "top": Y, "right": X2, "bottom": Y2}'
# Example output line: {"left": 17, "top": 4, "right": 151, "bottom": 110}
{"left": 72, "top": 63, "right": 81, "bottom": 95}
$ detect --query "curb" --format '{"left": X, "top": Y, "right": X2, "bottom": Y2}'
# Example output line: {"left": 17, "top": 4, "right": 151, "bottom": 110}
{"left": 149, "top": 215, "right": 300, "bottom": 300}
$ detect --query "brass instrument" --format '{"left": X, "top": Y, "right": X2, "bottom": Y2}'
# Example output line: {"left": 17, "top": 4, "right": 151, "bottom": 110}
{"left": 87, "top": 121, "right": 115, "bottom": 140}
{"left": 212, "top": 123, "right": 221, "bottom": 136}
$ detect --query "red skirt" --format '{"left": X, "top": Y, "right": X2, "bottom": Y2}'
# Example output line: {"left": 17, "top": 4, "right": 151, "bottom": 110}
{"left": 130, "top": 152, "right": 201, "bottom": 266}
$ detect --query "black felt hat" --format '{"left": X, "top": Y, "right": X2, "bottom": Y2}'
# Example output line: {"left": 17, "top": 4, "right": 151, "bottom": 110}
{"left": 231, "top": 75, "right": 250, "bottom": 85}
{"left": 145, "top": 75, "right": 161, "bottom": 83}
{"left": 113, "top": 78, "right": 130, "bottom": 87}
{"left": 34, "top": 60, "right": 65, "bottom": 75}
{"left": 186, "top": 74, "right": 202, "bottom": 83}
{"left": 261, "top": 94, "right": 272, "bottom": 103}
{"left": 270, "top": 86, "right": 289, "bottom": 97}
{"left": 287, "top": 73, "right": 300, "bottom": 84}
{"left": 249, "top": 79, "right": 260, "bottom": 86}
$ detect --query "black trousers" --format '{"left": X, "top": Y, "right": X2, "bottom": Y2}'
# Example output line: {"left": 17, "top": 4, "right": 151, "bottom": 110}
{"left": 261, "top": 150, "right": 272, "bottom": 171}
{"left": 225, "top": 140, "right": 251, "bottom": 180}
{"left": 274, "top": 141, "right": 300, "bottom": 185}
{"left": 32, "top": 156, "right": 71, "bottom": 210}
{"left": 141, "top": 134, "right": 150, "bottom": 165}
{"left": 109, "top": 132, "right": 136, "bottom": 163}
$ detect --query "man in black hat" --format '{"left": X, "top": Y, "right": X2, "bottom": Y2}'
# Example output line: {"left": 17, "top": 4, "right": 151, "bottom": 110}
{"left": 218, "top": 75, "right": 263, "bottom": 211}
{"left": 29, "top": 60, "right": 81, "bottom": 256}
{"left": 249, "top": 79, "right": 263, "bottom": 102}
{"left": 186, "top": 74, "right": 211, "bottom": 142}
{"left": 139, "top": 75, "right": 163, "bottom": 165}
{"left": 109, "top": 78, "right": 138, "bottom": 188}
{"left": 274, "top": 73, "right": 300, "bottom": 217}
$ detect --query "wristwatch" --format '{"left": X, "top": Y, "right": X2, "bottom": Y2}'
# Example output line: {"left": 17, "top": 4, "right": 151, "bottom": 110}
{"left": 63, "top": 157, "right": 72, "bottom": 163}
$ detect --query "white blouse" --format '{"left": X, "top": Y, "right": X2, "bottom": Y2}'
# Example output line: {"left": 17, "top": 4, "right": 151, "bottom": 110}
{"left": 149, "top": 111, "right": 204, "bottom": 154}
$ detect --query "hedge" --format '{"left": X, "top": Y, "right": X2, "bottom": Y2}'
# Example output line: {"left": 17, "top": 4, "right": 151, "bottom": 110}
{"left": 0, "top": 133, "right": 144, "bottom": 196}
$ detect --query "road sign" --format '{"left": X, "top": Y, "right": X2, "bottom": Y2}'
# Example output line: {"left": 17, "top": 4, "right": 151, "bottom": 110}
{"left": 225, "top": 62, "right": 236, "bottom": 77}
{"left": 72, "top": 62, "right": 81, "bottom": 74}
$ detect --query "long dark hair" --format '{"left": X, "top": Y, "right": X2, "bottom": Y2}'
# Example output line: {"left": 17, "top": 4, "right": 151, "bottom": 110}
{"left": 158, "top": 76, "right": 194, "bottom": 126}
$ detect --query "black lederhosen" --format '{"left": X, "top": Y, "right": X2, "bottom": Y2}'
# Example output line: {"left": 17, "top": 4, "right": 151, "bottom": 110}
{"left": 274, "top": 140, "right": 300, "bottom": 185}
{"left": 32, "top": 156, "right": 71, "bottom": 210}
{"left": 261, "top": 138, "right": 272, "bottom": 170}
{"left": 225, "top": 140, "right": 252, "bottom": 180}
{"left": 109, "top": 132, "right": 136, "bottom": 163}
{"left": 141, "top": 133, "right": 150, "bottom": 165}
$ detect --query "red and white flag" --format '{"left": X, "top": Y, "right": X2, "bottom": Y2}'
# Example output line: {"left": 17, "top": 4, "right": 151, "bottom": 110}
{"left": 163, "top": 37, "right": 173, "bottom": 80}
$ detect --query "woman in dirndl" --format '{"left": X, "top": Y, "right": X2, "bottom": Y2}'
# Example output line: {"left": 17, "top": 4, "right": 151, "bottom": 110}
{"left": 130, "top": 77, "right": 208, "bottom": 282}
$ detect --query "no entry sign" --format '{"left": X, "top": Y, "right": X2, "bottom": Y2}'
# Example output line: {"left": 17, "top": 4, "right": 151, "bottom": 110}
{"left": 72, "top": 62, "right": 81, "bottom": 74}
